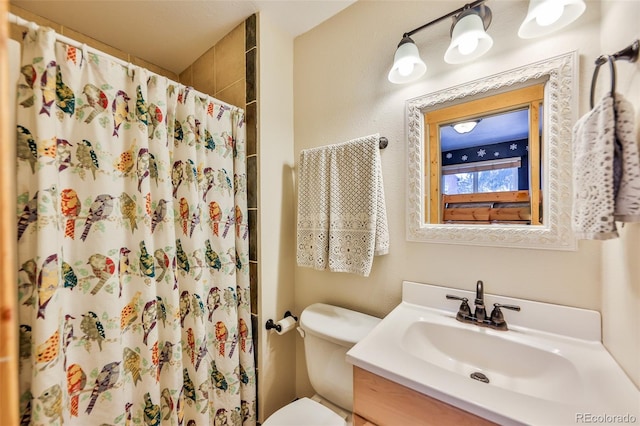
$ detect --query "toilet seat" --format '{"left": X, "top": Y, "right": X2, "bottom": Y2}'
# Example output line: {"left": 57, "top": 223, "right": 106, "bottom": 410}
{"left": 262, "top": 397, "right": 347, "bottom": 426}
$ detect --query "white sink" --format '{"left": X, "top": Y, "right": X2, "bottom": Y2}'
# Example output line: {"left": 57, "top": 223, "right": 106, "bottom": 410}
{"left": 347, "top": 281, "right": 640, "bottom": 426}
{"left": 402, "top": 319, "right": 582, "bottom": 405}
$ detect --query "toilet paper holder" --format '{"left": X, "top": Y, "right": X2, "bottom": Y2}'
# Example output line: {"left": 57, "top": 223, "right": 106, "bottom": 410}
{"left": 265, "top": 311, "right": 298, "bottom": 332}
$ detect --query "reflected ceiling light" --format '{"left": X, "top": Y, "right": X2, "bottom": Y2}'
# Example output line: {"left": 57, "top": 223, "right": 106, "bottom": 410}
{"left": 444, "top": 5, "right": 493, "bottom": 64}
{"left": 518, "top": 0, "right": 586, "bottom": 39}
{"left": 452, "top": 119, "right": 481, "bottom": 134}
{"left": 388, "top": 35, "right": 427, "bottom": 84}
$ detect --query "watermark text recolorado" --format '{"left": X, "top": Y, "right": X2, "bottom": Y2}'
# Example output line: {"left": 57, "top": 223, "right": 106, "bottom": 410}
{"left": 576, "top": 413, "right": 637, "bottom": 424}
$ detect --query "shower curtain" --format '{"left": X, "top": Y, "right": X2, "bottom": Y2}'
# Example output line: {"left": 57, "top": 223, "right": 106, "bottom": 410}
{"left": 15, "top": 28, "right": 256, "bottom": 425}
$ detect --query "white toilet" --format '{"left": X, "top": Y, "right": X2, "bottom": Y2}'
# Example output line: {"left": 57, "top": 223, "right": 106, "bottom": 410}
{"left": 263, "top": 303, "right": 380, "bottom": 426}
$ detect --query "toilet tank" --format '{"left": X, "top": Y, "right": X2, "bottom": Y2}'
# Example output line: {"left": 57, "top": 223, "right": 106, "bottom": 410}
{"left": 300, "top": 303, "right": 380, "bottom": 412}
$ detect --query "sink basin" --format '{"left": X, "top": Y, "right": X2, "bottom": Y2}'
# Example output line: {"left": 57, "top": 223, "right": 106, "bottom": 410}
{"left": 401, "top": 320, "right": 582, "bottom": 405}
{"left": 346, "top": 281, "right": 640, "bottom": 426}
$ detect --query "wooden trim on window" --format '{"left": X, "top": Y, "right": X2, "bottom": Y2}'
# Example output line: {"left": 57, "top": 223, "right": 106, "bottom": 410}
{"left": 424, "top": 84, "right": 544, "bottom": 124}
{"left": 529, "top": 102, "right": 541, "bottom": 225}
{"left": 428, "top": 122, "right": 440, "bottom": 223}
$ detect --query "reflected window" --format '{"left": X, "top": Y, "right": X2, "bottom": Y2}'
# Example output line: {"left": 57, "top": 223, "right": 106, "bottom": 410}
{"left": 442, "top": 165, "right": 519, "bottom": 195}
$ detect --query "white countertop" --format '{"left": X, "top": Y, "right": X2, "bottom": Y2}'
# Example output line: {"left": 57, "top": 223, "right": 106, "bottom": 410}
{"left": 347, "top": 281, "right": 640, "bottom": 425}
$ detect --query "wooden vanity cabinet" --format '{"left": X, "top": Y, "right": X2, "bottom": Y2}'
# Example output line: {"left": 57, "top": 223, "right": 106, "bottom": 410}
{"left": 353, "top": 367, "right": 496, "bottom": 426}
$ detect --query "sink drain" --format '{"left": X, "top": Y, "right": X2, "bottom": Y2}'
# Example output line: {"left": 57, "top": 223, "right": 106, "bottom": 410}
{"left": 470, "top": 372, "right": 490, "bottom": 383}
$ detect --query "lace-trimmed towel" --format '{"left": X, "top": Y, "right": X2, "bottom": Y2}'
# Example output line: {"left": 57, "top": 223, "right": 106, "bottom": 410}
{"left": 572, "top": 93, "right": 640, "bottom": 240}
{"left": 296, "top": 134, "right": 389, "bottom": 277}
{"left": 613, "top": 96, "right": 640, "bottom": 222}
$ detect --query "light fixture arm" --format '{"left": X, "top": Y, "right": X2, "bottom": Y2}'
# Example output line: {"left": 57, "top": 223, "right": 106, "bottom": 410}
{"left": 403, "top": 0, "right": 488, "bottom": 39}
{"left": 388, "top": 0, "right": 490, "bottom": 83}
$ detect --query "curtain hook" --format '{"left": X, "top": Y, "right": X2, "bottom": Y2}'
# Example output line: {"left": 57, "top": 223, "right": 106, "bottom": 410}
{"left": 81, "top": 43, "right": 88, "bottom": 66}
{"left": 127, "top": 62, "right": 135, "bottom": 79}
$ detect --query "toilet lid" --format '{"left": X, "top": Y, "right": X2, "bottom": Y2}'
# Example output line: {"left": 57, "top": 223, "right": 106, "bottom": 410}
{"left": 263, "top": 397, "right": 347, "bottom": 426}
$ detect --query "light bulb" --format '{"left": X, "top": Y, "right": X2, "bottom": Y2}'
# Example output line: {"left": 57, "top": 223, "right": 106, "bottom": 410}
{"left": 536, "top": 1, "right": 564, "bottom": 27}
{"left": 457, "top": 36, "right": 479, "bottom": 56}
{"left": 397, "top": 61, "right": 414, "bottom": 77}
{"left": 452, "top": 120, "right": 479, "bottom": 134}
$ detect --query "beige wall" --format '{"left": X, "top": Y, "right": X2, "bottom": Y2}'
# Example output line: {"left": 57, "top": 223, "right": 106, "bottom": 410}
{"left": 292, "top": 0, "right": 637, "bottom": 396}
{"left": 600, "top": 2, "right": 640, "bottom": 389}
{"left": 256, "top": 12, "right": 296, "bottom": 422}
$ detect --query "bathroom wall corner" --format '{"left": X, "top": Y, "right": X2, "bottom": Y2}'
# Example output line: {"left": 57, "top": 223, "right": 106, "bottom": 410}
{"left": 255, "top": 11, "right": 296, "bottom": 423}
{"left": 599, "top": 1, "right": 640, "bottom": 390}
{"left": 602, "top": 225, "right": 640, "bottom": 390}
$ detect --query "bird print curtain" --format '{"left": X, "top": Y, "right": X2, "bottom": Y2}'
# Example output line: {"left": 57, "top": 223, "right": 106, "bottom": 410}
{"left": 15, "top": 28, "right": 256, "bottom": 425}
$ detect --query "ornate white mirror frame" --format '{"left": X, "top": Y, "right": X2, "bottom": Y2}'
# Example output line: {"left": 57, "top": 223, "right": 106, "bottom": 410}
{"left": 406, "top": 52, "right": 578, "bottom": 250}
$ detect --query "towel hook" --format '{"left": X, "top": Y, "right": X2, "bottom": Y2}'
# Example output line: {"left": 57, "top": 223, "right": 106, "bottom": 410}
{"left": 590, "top": 55, "right": 616, "bottom": 109}
{"left": 590, "top": 39, "right": 639, "bottom": 109}
{"left": 379, "top": 137, "right": 388, "bottom": 149}
{"left": 610, "top": 39, "right": 639, "bottom": 63}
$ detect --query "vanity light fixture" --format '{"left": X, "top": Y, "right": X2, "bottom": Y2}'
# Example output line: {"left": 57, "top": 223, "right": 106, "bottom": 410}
{"left": 388, "top": 35, "right": 428, "bottom": 84}
{"left": 389, "top": 0, "right": 587, "bottom": 84}
{"left": 444, "top": 4, "right": 493, "bottom": 64}
{"left": 388, "top": 0, "right": 488, "bottom": 84}
{"left": 452, "top": 119, "right": 481, "bottom": 134}
{"left": 518, "top": 0, "right": 586, "bottom": 39}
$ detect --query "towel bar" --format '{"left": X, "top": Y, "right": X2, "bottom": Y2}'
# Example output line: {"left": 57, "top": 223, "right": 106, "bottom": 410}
{"left": 379, "top": 137, "right": 388, "bottom": 149}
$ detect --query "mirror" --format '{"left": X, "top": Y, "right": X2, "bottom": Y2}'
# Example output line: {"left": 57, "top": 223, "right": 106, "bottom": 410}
{"left": 406, "top": 52, "right": 577, "bottom": 250}
{"left": 427, "top": 84, "right": 544, "bottom": 225}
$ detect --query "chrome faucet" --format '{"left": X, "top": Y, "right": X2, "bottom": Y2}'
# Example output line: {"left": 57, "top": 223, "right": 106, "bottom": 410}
{"left": 446, "top": 280, "right": 521, "bottom": 331}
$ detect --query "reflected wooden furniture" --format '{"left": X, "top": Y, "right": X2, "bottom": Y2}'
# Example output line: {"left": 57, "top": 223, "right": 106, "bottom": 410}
{"left": 442, "top": 190, "right": 538, "bottom": 225}
{"left": 353, "top": 367, "right": 496, "bottom": 426}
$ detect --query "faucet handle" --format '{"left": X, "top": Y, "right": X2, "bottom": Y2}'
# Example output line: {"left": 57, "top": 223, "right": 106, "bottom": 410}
{"left": 493, "top": 303, "right": 521, "bottom": 312}
{"left": 446, "top": 294, "right": 471, "bottom": 320}
{"left": 446, "top": 294, "right": 466, "bottom": 301}
{"left": 489, "top": 303, "right": 521, "bottom": 330}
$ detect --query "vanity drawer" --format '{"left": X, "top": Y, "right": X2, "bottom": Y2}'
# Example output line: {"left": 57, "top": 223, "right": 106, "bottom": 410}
{"left": 353, "top": 367, "right": 496, "bottom": 426}
{"left": 353, "top": 413, "right": 375, "bottom": 426}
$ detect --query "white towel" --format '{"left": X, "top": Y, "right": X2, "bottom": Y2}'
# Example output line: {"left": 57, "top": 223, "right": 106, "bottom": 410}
{"left": 613, "top": 96, "right": 640, "bottom": 222}
{"left": 296, "top": 134, "right": 389, "bottom": 277}
{"left": 572, "top": 93, "right": 640, "bottom": 240}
